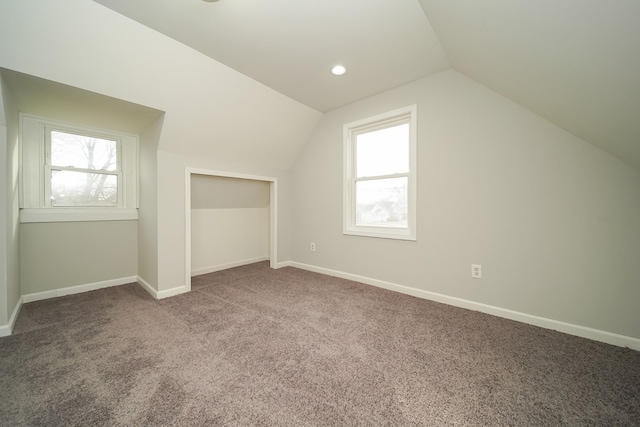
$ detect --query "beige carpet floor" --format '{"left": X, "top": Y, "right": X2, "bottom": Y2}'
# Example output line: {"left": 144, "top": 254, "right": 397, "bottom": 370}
{"left": 1, "top": 262, "right": 639, "bottom": 426}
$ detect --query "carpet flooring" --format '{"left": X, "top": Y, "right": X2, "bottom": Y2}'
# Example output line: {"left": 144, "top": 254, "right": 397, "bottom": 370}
{"left": 1, "top": 262, "right": 639, "bottom": 426}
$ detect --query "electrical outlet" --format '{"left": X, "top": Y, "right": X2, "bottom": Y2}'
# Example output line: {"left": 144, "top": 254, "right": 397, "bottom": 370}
{"left": 471, "top": 264, "right": 482, "bottom": 279}
{"left": 310, "top": 242, "right": 316, "bottom": 252}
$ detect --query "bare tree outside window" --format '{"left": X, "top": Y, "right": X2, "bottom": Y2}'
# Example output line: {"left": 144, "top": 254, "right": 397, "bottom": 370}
{"left": 49, "top": 131, "right": 119, "bottom": 207}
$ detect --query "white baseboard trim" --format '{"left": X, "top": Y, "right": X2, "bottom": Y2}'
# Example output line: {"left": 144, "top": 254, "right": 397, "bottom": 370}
{"left": 0, "top": 297, "right": 23, "bottom": 337}
{"left": 289, "top": 261, "right": 640, "bottom": 351}
{"left": 191, "top": 256, "right": 270, "bottom": 277}
{"left": 137, "top": 275, "right": 189, "bottom": 300}
{"left": 157, "top": 285, "right": 189, "bottom": 300}
{"left": 0, "top": 323, "right": 10, "bottom": 337}
{"left": 136, "top": 276, "right": 158, "bottom": 299}
{"left": 274, "top": 261, "right": 292, "bottom": 269}
{"left": 22, "top": 276, "right": 138, "bottom": 304}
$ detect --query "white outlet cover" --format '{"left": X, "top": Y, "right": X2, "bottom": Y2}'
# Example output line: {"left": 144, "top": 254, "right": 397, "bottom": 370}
{"left": 471, "top": 264, "right": 482, "bottom": 279}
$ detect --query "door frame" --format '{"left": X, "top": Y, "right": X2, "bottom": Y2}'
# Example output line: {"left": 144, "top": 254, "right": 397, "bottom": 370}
{"left": 184, "top": 167, "right": 277, "bottom": 291}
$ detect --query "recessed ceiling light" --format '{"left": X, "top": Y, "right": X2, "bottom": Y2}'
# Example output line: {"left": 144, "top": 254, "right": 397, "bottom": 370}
{"left": 331, "top": 65, "right": 346, "bottom": 76}
{"left": 202, "top": 0, "right": 219, "bottom": 2}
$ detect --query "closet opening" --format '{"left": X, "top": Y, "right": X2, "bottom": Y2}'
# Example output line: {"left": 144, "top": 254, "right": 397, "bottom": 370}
{"left": 184, "top": 168, "right": 277, "bottom": 291}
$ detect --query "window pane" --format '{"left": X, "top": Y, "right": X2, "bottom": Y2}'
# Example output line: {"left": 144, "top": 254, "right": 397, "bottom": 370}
{"left": 51, "top": 131, "right": 117, "bottom": 171}
{"left": 356, "top": 177, "right": 408, "bottom": 228}
{"left": 51, "top": 170, "right": 118, "bottom": 207}
{"left": 356, "top": 123, "right": 409, "bottom": 178}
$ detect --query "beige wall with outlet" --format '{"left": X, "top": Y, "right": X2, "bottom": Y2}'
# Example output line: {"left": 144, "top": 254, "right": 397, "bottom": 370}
{"left": 290, "top": 69, "right": 640, "bottom": 340}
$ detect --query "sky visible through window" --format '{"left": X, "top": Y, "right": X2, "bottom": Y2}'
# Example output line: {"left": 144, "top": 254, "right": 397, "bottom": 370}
{"left": 355, "top": 123, "right": 409, "bottom": 227}
{"left": 356, "top": 123, "right": 409, "bottom": 178}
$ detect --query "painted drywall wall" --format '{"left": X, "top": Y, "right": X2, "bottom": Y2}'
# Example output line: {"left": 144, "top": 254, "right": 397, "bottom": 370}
{"left": 20, "top": 221, "right": 138, "bottom": 295}
{"left": 157, "top": 150, "right": 291, "bottom": 292}
{"left": 0, "top": 125, "right": 7, "bottom": 326}
{"left": 0, "top": 69, "right": 163, "bottom": 135}
{"left": 191, "top": 208, "right": 269, "bottom": 275}
{"left": 191, "top": 175, "right": 270, "bottom": 209}
{"left": 4, "top": 80, "right": 20, "bottom": 325}
{"left": 0, "top": 68, "right": 162, "bottom": 299}
{"left": 290, "top": 69, "right": 640, "bottom": 340}
{"left": 138, "top": 116, "right": 163, "bottom": 289}
{"left": 0, "top": 0, "right": 320, "bottom": 293}
{"left": 191, "top": 175, "right": 270, "bottom": 275}
{"left": 0, "top": 73, "right": 21, "bottom": 331}
{"left": 0, "top": 0, "right": 321, "bottom": 170}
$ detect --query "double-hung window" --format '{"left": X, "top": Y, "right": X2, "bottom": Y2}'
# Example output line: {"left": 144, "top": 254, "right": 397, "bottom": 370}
{"left": 343, "top": 105, "right": 417, "bottom": 240}
{"left": 20, "top": 114, "right": 138, "bottom": 222}
{"left": 46, "top": 129, "right": 120, "bottom": 207}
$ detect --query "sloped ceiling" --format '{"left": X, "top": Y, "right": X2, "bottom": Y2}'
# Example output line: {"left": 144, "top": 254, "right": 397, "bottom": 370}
{"left": 92, "top": 0, "right": 640, "bottom": 171}
{"left": 92, "top": 0, "right": 450, "bottom": 113}
{"left": 419, "top": 0, "right": 640, "bottom": 171}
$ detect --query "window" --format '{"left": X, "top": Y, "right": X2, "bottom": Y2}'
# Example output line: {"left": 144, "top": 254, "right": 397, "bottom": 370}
{"left": 47, "top": 130, "right": 120, "bottom": 207}
{"left": 343, "top": 105, "right": 417, "bottom": 240}
{"left": 20, "top": 114, "right": 138, "bottom": 222}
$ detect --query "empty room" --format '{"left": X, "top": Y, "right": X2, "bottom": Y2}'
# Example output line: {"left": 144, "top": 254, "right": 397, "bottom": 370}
{"left": 1, "top": 0, "right": 639, "bottom": 425}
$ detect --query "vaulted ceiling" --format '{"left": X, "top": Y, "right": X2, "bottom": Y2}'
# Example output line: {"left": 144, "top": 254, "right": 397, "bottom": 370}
{"left": 92, "top": 0, "right": 640, "bottom": 171}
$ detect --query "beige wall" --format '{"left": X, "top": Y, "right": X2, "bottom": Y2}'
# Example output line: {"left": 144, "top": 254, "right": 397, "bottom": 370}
{"left": 157, "top": 150, "right": 289, "bottom": 293}
{"left": 290, "top": 69, "right": 640, "bottom": 340}
{"left": 191, "top": 175, "right": 270, "bottom": 275}
{"left": 191, "top": 175, "right": 270, "bottom": 209}
{"left": 137, "top": 115, "right": 163, "bottom": 289}
{"left": 20, "top": 221, "right": 137, "bottom": 295}
{"left": 0, "top": 124, "right": 7, "bottom": 326}
{"left": 0, "top": 73, "right": 20, "bottom": 331}
{"left": 0, "top": 70, "right": 162, "bottom": 301}
{"left": 191, "top": 208, "right": 269, "bottom": 275}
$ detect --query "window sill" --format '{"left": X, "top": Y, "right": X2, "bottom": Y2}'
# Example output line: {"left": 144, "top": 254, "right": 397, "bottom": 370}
{"left": 20, "top": 208, "right": 138, "bottom": 223}
{"left": 343, "top": 228, "right": 416, "bottom": 241}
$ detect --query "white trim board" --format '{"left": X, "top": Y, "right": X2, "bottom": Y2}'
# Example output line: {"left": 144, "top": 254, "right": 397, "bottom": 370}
{"left": 274, "top": 261, "right": 292, "bottom": 269}
{"left": 185, "top": 167, "right": 279, "bottom": 295}
{"left": 288, "top": 261, "right": 640, "bottom": 351}
{"left": 0, "top": 297, "right": 23, "bottom": 337}
{"left": 192, "top": 256, "right": 270, "bottom": 277}
{"left": 22, "top": 276, "right": 138, "bottom": 303}
{"left": 137, "top": 275, "right": 189, "bottom": 300}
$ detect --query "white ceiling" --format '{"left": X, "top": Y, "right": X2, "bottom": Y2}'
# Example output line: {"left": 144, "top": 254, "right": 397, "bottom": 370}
{"left": 419, "top": 0, "right": 640, "bottom": 171}
{"left": 92, "top": 0, "right": 450, "bottom": 113}
{"left": 92, "top": 0, "right": 640, "bottom": 171}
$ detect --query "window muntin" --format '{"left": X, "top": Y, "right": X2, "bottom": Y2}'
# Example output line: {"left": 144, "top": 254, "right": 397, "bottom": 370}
{"left": 344, "top": 105, "right": 417, "bottom": 240}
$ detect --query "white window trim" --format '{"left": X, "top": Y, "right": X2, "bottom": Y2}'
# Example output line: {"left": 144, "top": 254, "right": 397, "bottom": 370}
{"left": 19, "top": 114, "right": 138, "bottom": 223}
{"left": 343, "top": 105, "right": 417, "bottom": 241}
